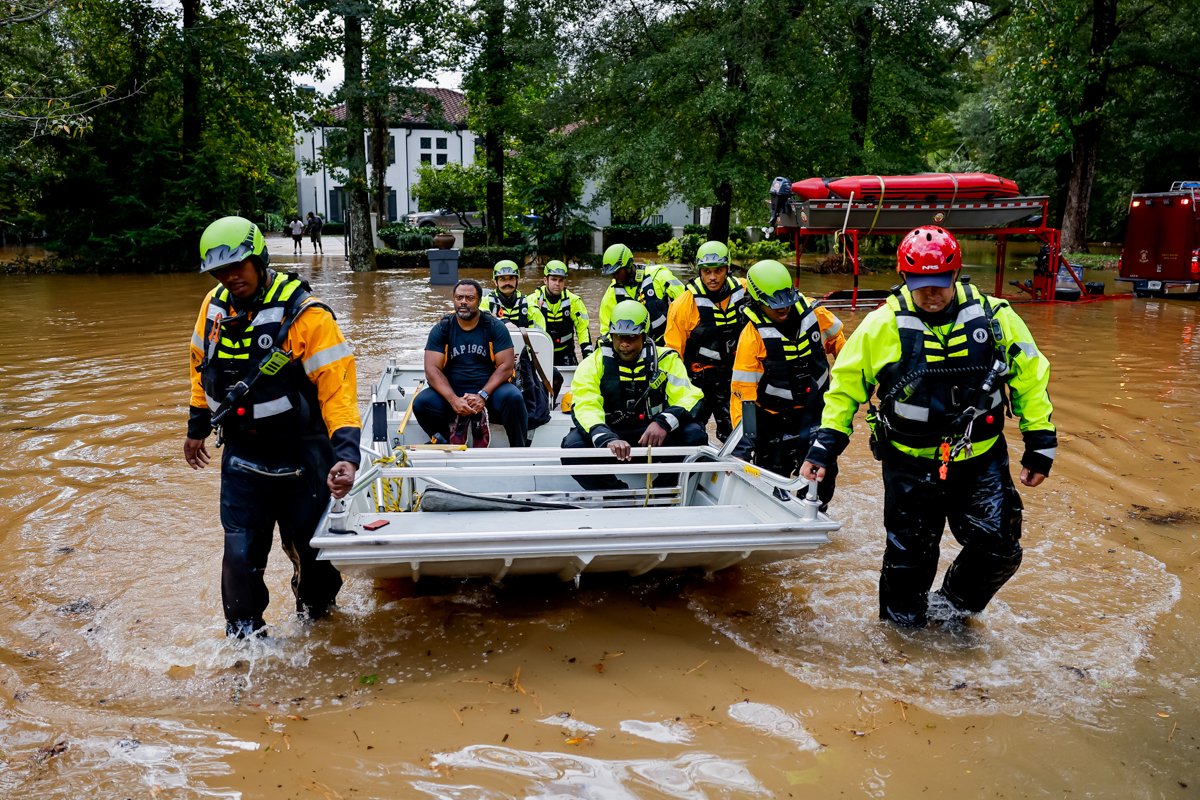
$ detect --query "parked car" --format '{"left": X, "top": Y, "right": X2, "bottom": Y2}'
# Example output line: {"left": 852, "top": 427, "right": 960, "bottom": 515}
{"left": 406, "top": 209, "right": 482, "bottom": 229}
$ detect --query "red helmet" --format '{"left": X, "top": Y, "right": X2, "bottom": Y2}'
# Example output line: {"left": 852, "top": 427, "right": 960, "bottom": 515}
{"left": 896, "top": 226, "right": 961, "bottom": 275}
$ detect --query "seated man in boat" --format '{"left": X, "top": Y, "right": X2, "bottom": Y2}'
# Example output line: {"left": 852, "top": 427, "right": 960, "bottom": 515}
{"left": 562, "top": 299, "right": 708, "bottom": 492}
{"left": 479, "top": 260, "right": 546, "bottom": 330}
{"left": 597, "top": 244, "right": 685, "bottom": 346}
{"left": 183, "top": 216, "right": 360, "bottom": 639}
{"left": 665, "top": 241, "right": 750, "bottom": 442}
{"left": 414, "top": 279, "right": 531, "bottom": 447}
{"left": 730, "top": 259, "right": 845, "bottom": 505}
{"left": 799, "top": 225, "right": 1056, "bottom": 628}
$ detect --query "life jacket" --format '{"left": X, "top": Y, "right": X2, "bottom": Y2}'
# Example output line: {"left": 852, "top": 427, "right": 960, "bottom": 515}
{"left": 683, "top": 276, "right": 748, "bottom": 371}
{"left": 484, "top": 289, "right": 534, "bottom": 328}
{"left": 595, "top": 336, "right": 669, "bottom": 427}
{"left": 613, "top": 267, "right": 672, "bottom": 344}
{"left": 874, "top": 281, "right": 1007, "bottom": 449}
{"left": 199, "top": 271, "right": 328, "bottom": 439}
{"left": 533, "top": 287, "right": 579, "bottom": 354}
{"left": 743, "top": 297, "right": 831, "bottom": 419}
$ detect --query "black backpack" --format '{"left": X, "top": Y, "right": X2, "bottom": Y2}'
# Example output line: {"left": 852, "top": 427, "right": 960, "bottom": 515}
{"left": 514, "top": 328, "right": 552, "bottom": 429}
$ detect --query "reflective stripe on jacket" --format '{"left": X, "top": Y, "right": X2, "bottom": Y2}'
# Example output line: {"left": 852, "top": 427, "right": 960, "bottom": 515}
{"left": 598, "top": 265, "right": 685, "bottom": 344}
{"left": 730, "top": 297, "right": 845, "bottom": 427}
{"left": 481, "top": 289, "right": 546, "bottom": 330}
{"left": 818, "top": 281, "right": 1055, "bottom": 462}
{"left": 530, "top": 286, "right": 590, "bottom": 354}
{"left": 569, "top": 338, "right": 703, "bottom": 445}
{"left": 188, "top": 270, "right": 359, "bottom": 443}
{"left": 664, "top": 276, "right": 748, "bottom": 373}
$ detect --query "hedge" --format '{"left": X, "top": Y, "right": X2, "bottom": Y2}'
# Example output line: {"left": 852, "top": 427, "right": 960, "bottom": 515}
{"left": 603, "top": 223, "right": 673, "bottom": 251}
{"left": 375, "top": 245, "right": 528, "bottom": 270}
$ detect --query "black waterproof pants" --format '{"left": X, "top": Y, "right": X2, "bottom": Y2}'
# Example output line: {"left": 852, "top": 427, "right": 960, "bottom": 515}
{"left": 561, "top": 422, "right": 709, "bottom": 491}
{"left": 691, "top": 367, "right": 734, "bottom": 442}
{"left": 878, "top": 443, "right": 1024, "bottom": 627}
{"left": 219, "top": 436, "right": 343, "bottom": 637}
{"left": 755, "top": 412, "right": 837, "bottom": 507}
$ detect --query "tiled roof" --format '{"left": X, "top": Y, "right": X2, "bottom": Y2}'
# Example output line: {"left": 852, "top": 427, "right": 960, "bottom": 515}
{"left": 328, "top": 87, "right": 468, "bottom": 127}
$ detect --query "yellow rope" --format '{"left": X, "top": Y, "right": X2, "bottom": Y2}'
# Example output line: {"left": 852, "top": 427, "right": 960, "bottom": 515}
{"left": 370, "top": 449, "right": 411, "bottom": 512}
{"left": 866, "top": 175, "right": 886, "bottom": 234}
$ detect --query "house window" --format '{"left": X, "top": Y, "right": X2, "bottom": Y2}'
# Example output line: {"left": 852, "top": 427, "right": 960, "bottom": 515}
{"left": 436, "top": 137, "right": 447, "bottom": 150}
{"left": 329, "top": 187, "right": 347, "bottom": 223}
{"left": 364, "top": 133, "right": 396, "bottom": 165}
{"left": 420, "top": 153, "right": 432, "bottom": 164}
{"left": 387, "top": 189, "right": 398, "bottom": 221}
{"left": 650, "top": 214, "right": 664, "bottom": 225}
{"left": 420, "top": 136, "right": 431, "bottom": 149}
{"left": 436, "top": 153, "right": 448, "bottom": 166}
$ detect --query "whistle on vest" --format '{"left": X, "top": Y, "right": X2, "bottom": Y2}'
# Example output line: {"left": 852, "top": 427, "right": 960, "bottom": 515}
{"left": 938, "top": 441, "right": 951, "bottom": 481}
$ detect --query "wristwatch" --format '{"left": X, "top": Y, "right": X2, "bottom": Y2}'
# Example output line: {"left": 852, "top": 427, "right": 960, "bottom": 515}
{"left": 478, "top": 389, "right": 489, "bottom": 401}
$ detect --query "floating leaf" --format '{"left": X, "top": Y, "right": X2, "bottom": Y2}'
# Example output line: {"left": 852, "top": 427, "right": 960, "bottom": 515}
{"left": 359, "top": 674, "right": 378, "bottom": 686}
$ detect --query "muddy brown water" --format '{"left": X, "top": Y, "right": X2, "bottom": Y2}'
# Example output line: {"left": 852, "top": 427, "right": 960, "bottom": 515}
{"left": 1, "top": 239, "right": 1197, "bottom": 798}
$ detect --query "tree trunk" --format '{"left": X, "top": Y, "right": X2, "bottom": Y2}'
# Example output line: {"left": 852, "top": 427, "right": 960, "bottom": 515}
{"left": 481, "top": 0, "right": 506, "bottom": 246}
{"left": 180, "top": 0, "right": 202, "bottom": 184}
{"left": 343, "top": 14, "right": 376, "bottom": 271}
{"left": 369, "top": 102, "right": 389, "bottom": 233}
{"left": 845, "top": 5, "right": 874, "bottom": 170}
{"left": 709, "top": 180, "right": 733, "bottom": 244}
{"left": 1059, "top": 0, "right": 1117, "bottom": 253}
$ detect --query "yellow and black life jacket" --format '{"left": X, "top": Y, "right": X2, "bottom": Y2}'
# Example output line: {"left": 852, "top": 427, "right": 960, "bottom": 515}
{"left": 875, "top": 281, "right": 1007, "bottom": 448}
{"left": 684, "top": 276, "right": 748, "bottom": 371}
{"left": 483, "top": 289, "right": 534, "bottom": 328}
{"left": 533, "top": 288, "right": 579, "bottom": 354}
{"left": 199, "top": 271, "right": 328, "bottom": 438}
{"left": 594, "top": 336, "right": 668, "bottom": 427}
{"left": 744, "top": 297, "right": 831, "bottom": 419}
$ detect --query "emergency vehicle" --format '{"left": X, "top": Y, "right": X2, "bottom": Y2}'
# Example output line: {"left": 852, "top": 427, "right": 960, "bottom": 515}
{"left": 1116, "top": 181, "right": 1200, "bottom": 298}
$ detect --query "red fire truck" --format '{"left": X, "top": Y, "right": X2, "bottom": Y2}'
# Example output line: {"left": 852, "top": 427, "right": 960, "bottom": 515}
{"left": 1116, "top": 181, "right": 1200, "bottom": 297}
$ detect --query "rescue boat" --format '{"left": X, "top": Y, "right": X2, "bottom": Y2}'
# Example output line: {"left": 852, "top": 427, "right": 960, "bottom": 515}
{"left": 311, "top": 326, "right": 839, "bottom": 582}
{"left": 791, "top": 173, "right": 1021, "bottom": 202}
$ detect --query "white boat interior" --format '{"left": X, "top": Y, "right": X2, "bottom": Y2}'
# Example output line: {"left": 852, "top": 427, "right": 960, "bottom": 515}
{"left": 313, "top": 327, "right": 840, "bottom": 582}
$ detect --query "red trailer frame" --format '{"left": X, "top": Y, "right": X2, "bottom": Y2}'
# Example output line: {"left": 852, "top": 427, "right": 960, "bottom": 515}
{"left": 773, "top": 194, "right": 1127, "bottom": 308}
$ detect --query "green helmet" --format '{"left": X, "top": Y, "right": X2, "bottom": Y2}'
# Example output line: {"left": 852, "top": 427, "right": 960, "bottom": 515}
{"left": 544, "top": 260, "right": 569, "bottom": 277}
{"left": 493, "top": 260, "right": 520, "bottom": 280}
{"left": 746, "top": 259, "right": 800, "bottom": 309}
{"left": 609, "top": 299, "right": 649, "bottom": 336}
{"left": 601, "top": 243, "right": 634, "bottom": 276}
{"left": 695, "top": 240, "right": 730, "bottom": 268}
{"left": 199, "top": 216, "right": 269, "bottom": 274}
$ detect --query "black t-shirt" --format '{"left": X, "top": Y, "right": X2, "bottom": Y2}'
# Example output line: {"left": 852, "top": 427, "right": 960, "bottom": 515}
{"left": 425, "top": 312, "right": 513, "bottom": 395}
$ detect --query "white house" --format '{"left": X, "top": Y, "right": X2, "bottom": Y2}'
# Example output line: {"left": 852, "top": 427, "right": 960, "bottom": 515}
{"left": 294, "top": 88, "right": 477, "bottom": 223}
{"left": 294, "top": 86, "right": 699, "bottom": 236}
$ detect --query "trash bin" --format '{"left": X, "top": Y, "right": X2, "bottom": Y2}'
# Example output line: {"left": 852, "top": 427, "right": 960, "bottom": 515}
{"left": 428, "top": 248, "right": 459, "bottom": 286}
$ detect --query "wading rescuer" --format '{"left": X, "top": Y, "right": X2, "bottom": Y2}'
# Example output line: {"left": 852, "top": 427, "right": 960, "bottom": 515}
{"left": 665, "top": 241, "right": 751, "bottom": 442}
{"left": 800, "top": 226, "right": 1056, "bottom": 628}
{"left": 562, "top": 300, "right": 707, "bottom": 492}
{"left": 480, "top": 260, "right": 546, "bottom": 330}
{"left": 597, "top": 243, "right": 684, "bottom": 346}
{"left": 730, "top": 259, "right": 845, "bottom": 504}
{"left": 184, "top": 216, "right": 360, "bottom": 638}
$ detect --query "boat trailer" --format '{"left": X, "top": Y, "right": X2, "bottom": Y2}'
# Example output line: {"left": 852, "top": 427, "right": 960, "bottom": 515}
{"left": 768, "top": 178, "right": 1130, "bottom": 309}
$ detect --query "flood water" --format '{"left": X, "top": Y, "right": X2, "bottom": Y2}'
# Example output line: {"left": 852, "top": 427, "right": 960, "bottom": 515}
{"left": 1, "top": 237, "right": 1197, "bottom": 798}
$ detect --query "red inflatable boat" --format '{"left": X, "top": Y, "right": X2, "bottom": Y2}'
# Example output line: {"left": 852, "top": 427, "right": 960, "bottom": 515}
{"left": 791, "top": 173, "right": 1021, "bottom": 202}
